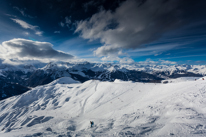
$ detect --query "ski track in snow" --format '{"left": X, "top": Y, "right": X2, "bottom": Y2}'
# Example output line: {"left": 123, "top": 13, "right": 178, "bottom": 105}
{"left": 0, "top": 77, "right": 206, "bottom": 136}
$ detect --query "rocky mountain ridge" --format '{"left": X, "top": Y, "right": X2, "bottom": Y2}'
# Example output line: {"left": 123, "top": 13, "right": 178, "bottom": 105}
{"left": 0, "top": 62, "right": 205, "bottom": 100}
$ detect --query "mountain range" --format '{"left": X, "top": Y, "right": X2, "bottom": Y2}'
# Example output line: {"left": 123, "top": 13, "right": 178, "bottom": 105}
{"left": 0, "top": 62, "right": 205, "bottom": 100}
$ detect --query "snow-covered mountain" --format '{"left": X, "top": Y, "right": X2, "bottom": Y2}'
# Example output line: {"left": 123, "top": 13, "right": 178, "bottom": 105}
{"left": 27, "top": 62, "right": 164, "bottom": 87}
{"left": 0, "top": 76, "right": 206, "bottom": 136}
{"left": 26, "top": 62, "right": 205, "bottom": 86}
{"left": 0, "top": 64, "right": 36, "bottom": 100}
{"left": 0, "top": 62, "right": 205, "bottom": 100}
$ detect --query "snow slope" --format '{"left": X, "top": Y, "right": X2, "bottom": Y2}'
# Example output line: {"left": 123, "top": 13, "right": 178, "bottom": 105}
{"left": 0, "top": 77, "right": 206, "bottom": 136}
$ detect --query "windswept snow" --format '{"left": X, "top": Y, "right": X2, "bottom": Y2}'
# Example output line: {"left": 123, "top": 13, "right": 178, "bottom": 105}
{"left": 0, "top": 77, "right": 206, "bottom": 136}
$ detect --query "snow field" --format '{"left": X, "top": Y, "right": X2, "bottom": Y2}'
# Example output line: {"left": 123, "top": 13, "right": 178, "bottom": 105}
{"left": 0, "top": 77, "right": 206, "bottom": 136}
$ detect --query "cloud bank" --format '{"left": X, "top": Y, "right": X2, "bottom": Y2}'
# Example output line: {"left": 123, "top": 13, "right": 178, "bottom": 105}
{"left": 75, "top": 0, "right": 205, "bottom": 59}
{"left": 0, "top": 38, "right": 74, "bottom": 63}
{"left": 139, "top": 59, "right": 177, "bottom": 65}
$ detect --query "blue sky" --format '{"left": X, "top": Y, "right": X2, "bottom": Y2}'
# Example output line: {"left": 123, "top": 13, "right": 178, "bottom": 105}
{"left": 0, "top": 0, "right": 206, "bottom": 65}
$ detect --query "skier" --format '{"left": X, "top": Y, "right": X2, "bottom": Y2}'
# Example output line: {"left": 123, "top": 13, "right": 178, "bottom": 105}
{"left": 90, "top": 121, "right": 94, "bottom": 127}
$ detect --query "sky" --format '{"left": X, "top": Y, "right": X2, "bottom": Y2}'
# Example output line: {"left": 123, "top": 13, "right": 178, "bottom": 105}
{"left": 0, "top": 0, "right": 206, "bottom": 65}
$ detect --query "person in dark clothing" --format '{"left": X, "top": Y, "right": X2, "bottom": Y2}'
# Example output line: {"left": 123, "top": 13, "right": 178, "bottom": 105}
{"left": 90, "top": 121, "right": 94, "bottom": 127}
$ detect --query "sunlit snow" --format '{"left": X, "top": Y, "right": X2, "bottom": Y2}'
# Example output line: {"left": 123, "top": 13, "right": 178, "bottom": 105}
{"left": 0, "top": 77, "right": 206, "bottom": 136}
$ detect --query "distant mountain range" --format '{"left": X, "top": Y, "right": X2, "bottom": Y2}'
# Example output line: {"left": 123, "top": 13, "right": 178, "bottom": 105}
{"left": 0, "top": 62, "right": 205, "bottom": 100}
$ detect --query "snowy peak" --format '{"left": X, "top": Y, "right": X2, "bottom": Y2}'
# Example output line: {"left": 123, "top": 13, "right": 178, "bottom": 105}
{"left": 22, "top": 61, "right": 206, "bottom": 77}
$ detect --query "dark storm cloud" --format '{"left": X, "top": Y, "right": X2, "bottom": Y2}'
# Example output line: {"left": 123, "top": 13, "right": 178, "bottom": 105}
{"left": 2, "top": 38, "right": 74, "bottom": 61}
{"left": 76, "top": 0, "right": 206, "bottom": 57}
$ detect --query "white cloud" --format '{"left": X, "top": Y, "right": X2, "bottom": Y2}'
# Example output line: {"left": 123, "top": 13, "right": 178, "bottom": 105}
{"left": 60, "top": 22, "right": 65, "bottom": 27}
{"left": 11, "top": 18, "right": 34, "bottom": 29}
{"left": 2, "top": 59, "right": 22, "bottom": 66}
{"left": 0, "top": 58, "right": 47, "bottom": 66}
{"left": 0, "top": 44, "right": 7, "bottom": 54}
{"left": 35, "top": 31, "right": 43, "bottom": 36}
{"left": 11, "top": 18, "right": 43, "bottom": 36}
{"left": 5, "top": 14, "right": 17, "bottom": 18}
{"left": 24, "top": 32, "right": 29, "bottom": 35}
{"left": 0, "top": 38, "right": 74, "bottom": 62}
{"left": 101, "top": 56, "right": 134, "bottom": 64}
{"left": 94, "top": 45, "right": 120, "bottom": 57}
{"left": 159, "top": 59, "right": 176, "bottom": 65}
{"left": 75, "top": 0, "right": 192, "bottom": 61}
{"left": 138, "top": 59, "right": 177, "bottom": 65}
{"left": 119, "top": 57, "right": 134, "bottom": 64}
